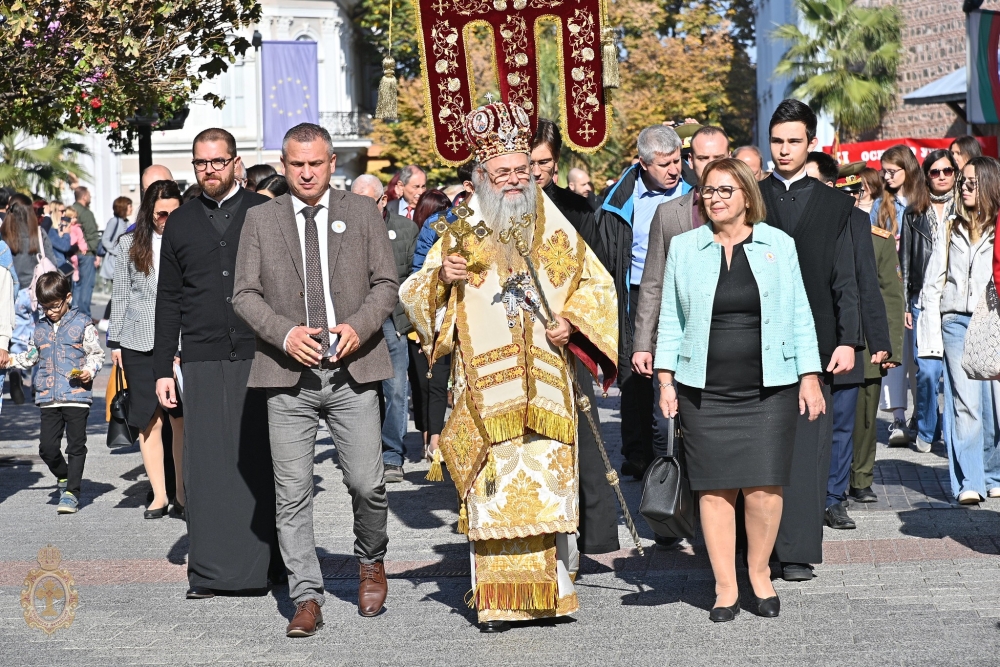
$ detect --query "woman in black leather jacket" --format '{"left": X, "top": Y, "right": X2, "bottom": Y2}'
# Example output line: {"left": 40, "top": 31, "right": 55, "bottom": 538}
{"left": 900, "top": 148, "right": 958, "bottom": 452}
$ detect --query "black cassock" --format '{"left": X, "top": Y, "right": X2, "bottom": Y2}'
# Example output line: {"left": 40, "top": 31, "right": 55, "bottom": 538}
{"left": 154, "top": 187, "right": 281, "bottom": 591}
{"left": 183, "top": 359, "right": 277, "bottom": 590}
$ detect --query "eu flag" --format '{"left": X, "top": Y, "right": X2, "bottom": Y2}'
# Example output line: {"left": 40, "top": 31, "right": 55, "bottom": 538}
{"left": 261, "top": 42, "right": 319, "bottom": 149}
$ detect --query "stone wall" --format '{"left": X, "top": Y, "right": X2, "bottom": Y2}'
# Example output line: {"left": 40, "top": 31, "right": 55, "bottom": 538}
{"left": 863, "top": 0, "right": 1000, "bottom": 139}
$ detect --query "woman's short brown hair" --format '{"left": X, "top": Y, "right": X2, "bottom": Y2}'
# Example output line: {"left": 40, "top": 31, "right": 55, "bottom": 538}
{"left": 112, "top": 196, "right": 132, "bottom": 219}
{"left": 697, "top": 157, "right": 767, "bottom": 224}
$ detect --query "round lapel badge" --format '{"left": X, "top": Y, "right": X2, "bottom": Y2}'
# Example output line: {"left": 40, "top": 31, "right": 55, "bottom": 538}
{"left": 764, "top": 251, "right": 776, "bottom": 263}
{"left": 332, "top": 220, "right": 347, "bottom": 234}
{"left": 388, "top": 230, "right": 397, "bottom": 240}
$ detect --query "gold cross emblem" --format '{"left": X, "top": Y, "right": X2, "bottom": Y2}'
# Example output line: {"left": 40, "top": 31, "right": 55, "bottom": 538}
{"left": 432, "top": 204, "right": 493, "bottom": 271}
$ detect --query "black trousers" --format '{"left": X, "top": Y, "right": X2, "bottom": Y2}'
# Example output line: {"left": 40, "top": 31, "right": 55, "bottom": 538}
{"left": 576, "top": 359, "right": 620, "bottom": 554}
{"left": 774, "top": 382, "right": 834, "bottom": 564}
{"left": 40, "top": 405, "right": 89, "bottom": 497}
{"left": 619, "top": 286, "right": 654, "bottom": 464}
{"left": 409, "top": 344, "right": 450, "bottom": 437}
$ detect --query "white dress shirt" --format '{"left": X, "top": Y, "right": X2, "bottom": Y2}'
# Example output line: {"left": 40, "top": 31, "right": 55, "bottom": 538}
{"left": 772, "top": 168, "right": 809, "bottom": 191}
{"left": 287, "top": 189, "right": 338, "bottom": 356}
{"left": 152, "top": 232, "right": 163, "bottom": 277}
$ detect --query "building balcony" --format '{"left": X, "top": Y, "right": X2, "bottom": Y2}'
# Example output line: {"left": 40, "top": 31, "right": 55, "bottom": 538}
{"left": 319, "top": 111, "right": 373, "bottom": 138}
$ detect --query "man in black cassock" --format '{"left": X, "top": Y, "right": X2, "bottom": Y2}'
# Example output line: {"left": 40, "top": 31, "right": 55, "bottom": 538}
{"left": 154, "top": 128, "right": 281, "bottom": 598}
{"left": 759, "top": 100, "right": 865, "bottom": 582}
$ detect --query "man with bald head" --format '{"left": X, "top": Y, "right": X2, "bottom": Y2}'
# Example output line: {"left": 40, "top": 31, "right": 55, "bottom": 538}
{"left": 567, "top": 167, "right": 594, "bottom": 201}
{"left": 351, "top": 174, "right": 417, "bottom": 483}
{"left": 140, "top": 164, "right": 175, "bottom": 192}
{"left": 733, "top": 146, "right": 765, "bottom": 180}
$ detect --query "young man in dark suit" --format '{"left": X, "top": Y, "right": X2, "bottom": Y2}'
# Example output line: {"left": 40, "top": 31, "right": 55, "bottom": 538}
{"left": 759, "top": 100, "right": 864, "bottom": 582}
{"left": 153, "top": 128, "right": 280, "bottom": 599}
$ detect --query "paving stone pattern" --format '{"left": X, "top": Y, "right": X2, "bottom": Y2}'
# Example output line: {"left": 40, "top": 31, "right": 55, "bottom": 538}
{"left": 2, "top": 330, "right": 999, "bottom": 665}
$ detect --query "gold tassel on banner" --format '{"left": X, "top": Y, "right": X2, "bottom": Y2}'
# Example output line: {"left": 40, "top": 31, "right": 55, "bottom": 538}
{"left": 483, "top": 449, "right": 498, "bottom": 498}
{"left": 426, "top": 447, "right": 444, "bottom": 482}
{"left": 375, "top": 57, "right": 398, "bottom": 120}
{"left": 374, "top": 0, "right": 398, "bottom": 120}
{"left": 601, "top": 28, "right": 620, "bottom": 89}
{"left": 457, "top": 500, "right": 469, "bottom": 534}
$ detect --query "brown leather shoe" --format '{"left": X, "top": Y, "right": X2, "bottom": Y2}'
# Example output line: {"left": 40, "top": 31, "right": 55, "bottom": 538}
{"left": 358, "top": 562, "right": 387, "bottom": 617}
{"left": 286, "top": 599, "right": 323, "bottom": 637}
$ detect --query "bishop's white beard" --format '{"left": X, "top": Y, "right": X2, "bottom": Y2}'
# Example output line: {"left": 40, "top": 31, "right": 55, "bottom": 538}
{"left": 472, "top": 170, "right": 537, "bottom": 275}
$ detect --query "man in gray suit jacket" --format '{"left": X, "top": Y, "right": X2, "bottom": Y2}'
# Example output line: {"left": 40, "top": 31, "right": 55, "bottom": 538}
{"left": 234, "top": 124, "right": 398, "bottom": 637}
{"left": 632, "top": 127, "right": 729, "bottom": 547}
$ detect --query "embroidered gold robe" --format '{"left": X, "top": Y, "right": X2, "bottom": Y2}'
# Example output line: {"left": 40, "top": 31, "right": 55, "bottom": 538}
{"left": 400, "top": 188, "right": 617, "bottom": 622}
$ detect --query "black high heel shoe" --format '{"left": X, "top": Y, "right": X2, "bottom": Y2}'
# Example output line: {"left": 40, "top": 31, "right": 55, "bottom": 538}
{"left": 709, "top": 601, "right": 740, "bottom": 623}
{"left": 144, "top": 504, "right": 168, "bottom": 519}
{"left": 755, "top": 595, "right": 780, "bottom": 618}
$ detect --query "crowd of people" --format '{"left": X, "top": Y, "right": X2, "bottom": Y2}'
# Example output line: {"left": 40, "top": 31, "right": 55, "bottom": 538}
{"left": 0, "top": 95, "right": 998, "bottom": 634}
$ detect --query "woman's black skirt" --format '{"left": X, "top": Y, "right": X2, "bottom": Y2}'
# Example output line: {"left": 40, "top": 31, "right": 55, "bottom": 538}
{"left": 120, "top": 347, "right": 183, "bottom": 431}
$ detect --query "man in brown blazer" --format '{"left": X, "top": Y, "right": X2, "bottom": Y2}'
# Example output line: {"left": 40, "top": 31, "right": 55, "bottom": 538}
{"left": 233, "top": 123, "right": 398, "bottom": 637}
{"left": 632, "top": 127, "right": 729, "bottom": 546}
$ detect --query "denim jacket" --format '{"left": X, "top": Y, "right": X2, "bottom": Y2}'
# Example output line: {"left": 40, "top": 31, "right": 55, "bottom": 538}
{"left": 654, "top": 222, "right": 821, "bottom": 388}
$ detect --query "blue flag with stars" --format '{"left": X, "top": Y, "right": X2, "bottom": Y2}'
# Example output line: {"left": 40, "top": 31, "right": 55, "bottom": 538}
{"left": 262, "top": 41, "right": 319, "bottom": 149}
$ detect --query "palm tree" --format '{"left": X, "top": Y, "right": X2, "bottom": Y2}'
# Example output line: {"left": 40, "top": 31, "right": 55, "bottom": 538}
{"left": 0, "top": 133, "right": 90, "bottom": 199}
{"left": 772, "top": 0, "right": 903, "bottom": 140}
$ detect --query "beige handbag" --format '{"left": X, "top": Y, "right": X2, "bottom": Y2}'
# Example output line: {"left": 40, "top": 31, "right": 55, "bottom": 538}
{"left": 962, "top": 277, "right": 1000, "bottom": 381}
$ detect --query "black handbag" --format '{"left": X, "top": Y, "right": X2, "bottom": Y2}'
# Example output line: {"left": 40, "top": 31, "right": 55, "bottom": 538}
{"left": 639, "top": 416, "right": 696, "bottom": 539}
{"left": 107, "top": 365, "right": 136, "bottom": 448}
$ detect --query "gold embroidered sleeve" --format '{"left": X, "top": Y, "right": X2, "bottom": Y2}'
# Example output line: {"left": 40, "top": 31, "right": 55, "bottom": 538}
{"left": 559, "top": 245, "right": 619, "bottom": 389}
{"left": 399, "top": 239, "right": 457, "bottom": 361}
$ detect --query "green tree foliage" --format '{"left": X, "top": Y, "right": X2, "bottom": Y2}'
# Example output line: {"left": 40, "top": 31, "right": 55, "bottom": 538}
{"left": 0, "top": 133, "right": 90, "bottom": 199}
{"left": 352, "top": 0, "right": 421, "bottom": 78}
{"left": 773, "top": 0, "right": 903, "bottom": 138}
{"left": 1, "top": 0, "right": 262, "bottom": 150}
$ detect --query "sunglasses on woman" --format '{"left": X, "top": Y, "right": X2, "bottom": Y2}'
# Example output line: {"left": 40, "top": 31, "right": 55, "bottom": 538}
{"left": 927, "top": 168, "right": 955, "bottom": 178}
{"left": 153, "top": 210, "right": 171, "bottom": 221}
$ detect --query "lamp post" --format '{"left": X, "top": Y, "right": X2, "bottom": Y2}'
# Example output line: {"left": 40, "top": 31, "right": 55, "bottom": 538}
{"left": 253, "top": 30, "right": 264, "bottom": 165}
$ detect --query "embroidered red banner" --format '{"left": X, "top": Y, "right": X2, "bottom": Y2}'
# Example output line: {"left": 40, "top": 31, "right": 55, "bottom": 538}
{"left": 415, "top": 0, "right": 612, "bottom": 165}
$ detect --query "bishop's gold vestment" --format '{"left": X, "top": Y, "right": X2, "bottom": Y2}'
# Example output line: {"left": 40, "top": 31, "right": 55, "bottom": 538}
{"left": 400, "top": 188, "right": 618, "bottom": 622}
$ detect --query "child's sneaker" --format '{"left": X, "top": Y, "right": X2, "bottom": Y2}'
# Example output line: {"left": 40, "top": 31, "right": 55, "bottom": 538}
{"left": 57, "top": 479, "right": 68, "bottom": 491}
{"left": 57, "top": 492, "right": 78, "bottom": 514}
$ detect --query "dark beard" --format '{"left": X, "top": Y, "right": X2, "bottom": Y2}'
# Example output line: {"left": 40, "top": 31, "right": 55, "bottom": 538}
{"left": 200, "top": 171, "right": 236, "bottom": 200}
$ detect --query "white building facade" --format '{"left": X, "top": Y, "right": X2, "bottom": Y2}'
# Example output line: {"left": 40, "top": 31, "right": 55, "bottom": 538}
{"left": 80, "top": 0, "right": 372, "bottom": 224}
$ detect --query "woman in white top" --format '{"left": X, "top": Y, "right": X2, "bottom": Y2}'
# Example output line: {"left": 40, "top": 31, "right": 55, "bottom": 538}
{"left": 108, "top": 180, "right": 186, "bottom": 519}
{"left": 918, "top": 156, "right": 1000, "bottom": 505}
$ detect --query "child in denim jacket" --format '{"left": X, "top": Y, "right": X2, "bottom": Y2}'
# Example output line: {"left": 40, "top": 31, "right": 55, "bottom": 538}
{"left": 7, "top": 272, "right": 104, "bottom": 513}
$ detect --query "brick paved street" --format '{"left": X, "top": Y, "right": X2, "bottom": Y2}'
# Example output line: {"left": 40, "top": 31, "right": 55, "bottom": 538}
{"left": 2, "top": 324, "right": 1000, "bottom": 665}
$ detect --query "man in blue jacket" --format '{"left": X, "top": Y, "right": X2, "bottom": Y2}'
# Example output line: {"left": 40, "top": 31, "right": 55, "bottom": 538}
{"left": 597, "top": 126, "right": 692, "bottom": 480}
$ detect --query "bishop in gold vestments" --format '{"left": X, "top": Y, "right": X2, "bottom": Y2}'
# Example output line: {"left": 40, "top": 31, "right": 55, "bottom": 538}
{"left": 399, "top": 101, "right": 618, "bottom": 630}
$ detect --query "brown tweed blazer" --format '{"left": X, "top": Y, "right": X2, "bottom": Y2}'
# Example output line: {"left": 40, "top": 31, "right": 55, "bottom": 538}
{"left": 632, "top": 191, "right": 697, "bottom": 355}
{"left": 233, "top": 189, "right": 399, "bottom": 388}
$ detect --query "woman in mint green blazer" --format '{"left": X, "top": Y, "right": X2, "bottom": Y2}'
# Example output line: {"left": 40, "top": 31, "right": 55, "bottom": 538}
{"left": 653, "top": 158, "right": 825, "bottom": 623}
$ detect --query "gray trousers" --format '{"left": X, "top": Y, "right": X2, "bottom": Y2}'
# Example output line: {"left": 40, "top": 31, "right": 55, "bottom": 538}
{"left": 267, "top": 366, "right": 389, "bottom": 605}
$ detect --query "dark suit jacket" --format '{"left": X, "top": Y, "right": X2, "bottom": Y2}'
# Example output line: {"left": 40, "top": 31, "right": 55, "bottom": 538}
{"left": 760, "top": 176, "right": 863, "bottom": 373}
{"left": 385, "top": 210, "right": 418, "bottom": 334}
{"left": 233, "top": 189, "right": 399, "bottom": 388}
{"left": 632, "top": 192, "right": 697, "bottom": 354}
{"left": 153, "top": 189, "right": 269, "bottom": 379}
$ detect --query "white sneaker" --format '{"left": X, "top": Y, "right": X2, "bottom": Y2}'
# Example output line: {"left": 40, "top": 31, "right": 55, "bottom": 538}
{"left": 914, "top": 437, "right": 932, "bottom": 453}
{"left": 988, "top": 488, "right": 1000, "bottom": 499}
{"left": 888, "top": 420, "right": 910, "bottom": 446}
{"left": 958, "top": 491, "right": 982, "bottom": 505}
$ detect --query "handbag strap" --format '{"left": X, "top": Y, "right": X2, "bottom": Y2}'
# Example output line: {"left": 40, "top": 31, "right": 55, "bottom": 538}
{"left": 115, "top": 363, "right": 125, "bottom": 390}
{"left": 662, "top": 414, "right": 681, "bottom": 458}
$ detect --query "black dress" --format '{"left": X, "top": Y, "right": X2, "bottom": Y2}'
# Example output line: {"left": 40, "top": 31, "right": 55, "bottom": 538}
{"left": 676, "top": 235, "right": 799, "bottom": 491}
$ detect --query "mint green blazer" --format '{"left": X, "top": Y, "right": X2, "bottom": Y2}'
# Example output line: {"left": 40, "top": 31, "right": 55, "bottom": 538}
{"left": 653, "top": 221, "right": 821, "bottom": 388}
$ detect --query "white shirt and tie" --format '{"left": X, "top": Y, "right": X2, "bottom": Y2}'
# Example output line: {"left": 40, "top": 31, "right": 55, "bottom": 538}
{"left": 283, "top": 189, "right": 339, "bottom": 357}
{"left": 397, "top": 198, "right": 414, "bottom": 219}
